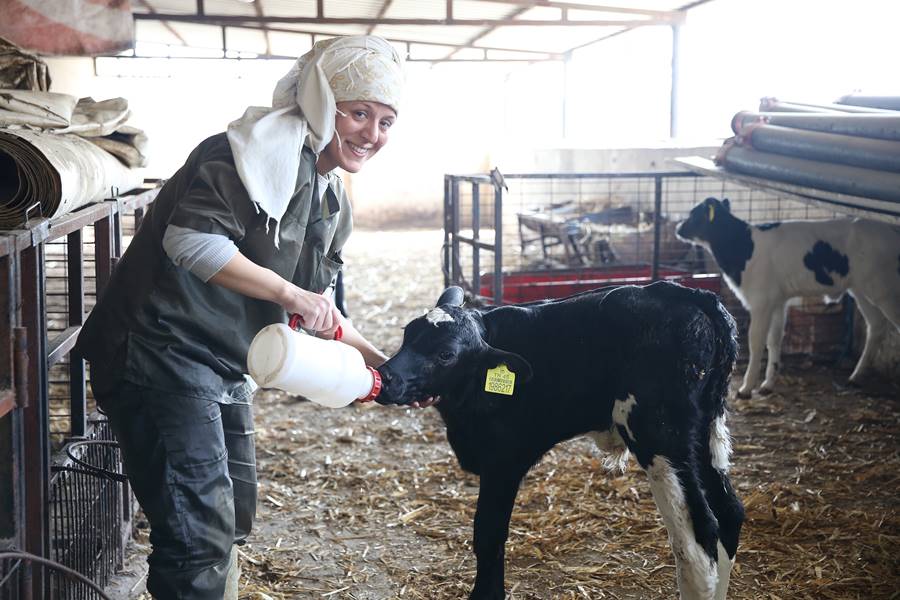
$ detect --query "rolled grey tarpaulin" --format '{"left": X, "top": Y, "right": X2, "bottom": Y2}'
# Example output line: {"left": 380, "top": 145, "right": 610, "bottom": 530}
{"left": 715, "top": 142, "right": 900, "bottom": 204}
{"left": 758, "top": 97, "right": 889, "bottom": 114}
{"left": 732, "top": 111, "right": 900, "bottom": 141}
{"left": 836, "top": 95, "right": 900, "bottom": 112}
{"left": 737, "top": 123, "right": 900, "bottom": 173}
{"left": 0, "top": 128, "right": 143, "bottom": 229}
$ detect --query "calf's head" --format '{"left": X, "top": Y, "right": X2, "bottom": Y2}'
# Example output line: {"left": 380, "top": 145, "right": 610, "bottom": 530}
{"left": 376, "top": 286, "right": 532, "bottom": 406}
{"left": 676, "top": 197, "right": 731, "bottom": 245}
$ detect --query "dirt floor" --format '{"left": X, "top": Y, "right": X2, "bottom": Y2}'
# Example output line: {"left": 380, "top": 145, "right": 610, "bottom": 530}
{"left": 132, "top": 229, "right": 899, "bottom": 600}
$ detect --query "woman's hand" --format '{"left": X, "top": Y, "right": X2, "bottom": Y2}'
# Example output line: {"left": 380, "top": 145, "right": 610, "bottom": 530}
{"left": 411, "top": 396, "right": 440, "bottom": 409}
{"left": 279, "top": 285, "right": 343, "bottom": 337}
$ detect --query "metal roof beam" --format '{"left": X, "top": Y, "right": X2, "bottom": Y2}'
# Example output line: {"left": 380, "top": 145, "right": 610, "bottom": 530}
{"left": 133, "top": 13, "right": 680, "bottom": 27}
{"left": 366, "top": 1, "right": 393, "bottom": 35}
{"left": 407, "top": 57, "right": 558, "bottom": 62}
{"left": 445, "top": 3, "right": 531, "bottom": 60}
{"left": 130, "top": 20, "right": 564, "bottom": 59}
{"left": 137, "top": 0, "right": 188, "bottom": 46}
{"left": 252, "top": 0, "right": 272, "bottom": 56}
{"left": 232, "top": 23, "right": 562, "bottom": 57}
{"left": 482, "top": 0, "right": 685, "bottom": 21}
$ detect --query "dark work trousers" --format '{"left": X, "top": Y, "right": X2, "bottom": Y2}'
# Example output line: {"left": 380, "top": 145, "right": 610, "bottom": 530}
{"left": 96, "top": 381, "right": 257, "bottom": 599}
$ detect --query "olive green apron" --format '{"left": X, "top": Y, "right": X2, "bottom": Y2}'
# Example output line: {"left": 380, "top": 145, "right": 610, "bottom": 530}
{"left": 75, "top": 132, "right": 352, "bottom": 401}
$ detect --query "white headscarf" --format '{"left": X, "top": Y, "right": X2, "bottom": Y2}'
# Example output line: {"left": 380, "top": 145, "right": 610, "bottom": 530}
{"left": 226, "top": 35, "right": 404, "bottom": 243}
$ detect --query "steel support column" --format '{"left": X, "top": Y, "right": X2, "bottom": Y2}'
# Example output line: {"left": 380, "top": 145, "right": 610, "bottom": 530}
{"left": 20, "top": 242, "right": 48, "bottom": 600}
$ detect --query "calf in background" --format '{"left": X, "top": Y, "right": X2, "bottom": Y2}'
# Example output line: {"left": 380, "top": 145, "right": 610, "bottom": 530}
{"left": 676, "top": 197, "right": 900, "bottom": 397}
{"left": 377, "top": 282, "right": 743, "bottom": 600}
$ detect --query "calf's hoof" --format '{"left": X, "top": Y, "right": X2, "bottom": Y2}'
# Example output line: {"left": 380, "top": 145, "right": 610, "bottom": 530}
{"left": 735, "top": 388, "right": 752, "bottom": 399}
{"left": 845, "top": 377, "right": 864, "bottom": 389}
{"left": 758, "top": 385, "right": 775, "bottom": 396}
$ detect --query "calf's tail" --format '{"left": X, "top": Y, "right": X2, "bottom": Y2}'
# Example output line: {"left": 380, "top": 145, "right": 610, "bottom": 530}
{"left": 647, "top": 281, "right": 738, "bottom": 415}
{"left": 693, "top": 288, "right": 738, "bottom": 417}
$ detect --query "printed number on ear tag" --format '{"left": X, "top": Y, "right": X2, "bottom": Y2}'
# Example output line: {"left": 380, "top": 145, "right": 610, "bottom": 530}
{"left": 485, "top": 364, "right": 515, "bottom": 395}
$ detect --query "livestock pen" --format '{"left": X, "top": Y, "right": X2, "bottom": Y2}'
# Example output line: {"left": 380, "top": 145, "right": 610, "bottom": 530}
{"left": 443, "top": 170, "right": 855, "bottom": 363}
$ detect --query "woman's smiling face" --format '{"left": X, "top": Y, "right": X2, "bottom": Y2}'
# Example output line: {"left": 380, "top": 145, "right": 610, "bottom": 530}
{"left": 316, "top": 101, "right": 397, "bottom": 174}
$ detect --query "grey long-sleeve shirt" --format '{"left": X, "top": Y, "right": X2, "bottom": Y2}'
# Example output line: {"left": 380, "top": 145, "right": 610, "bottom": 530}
{"left": 162, "top": 172, "right": 332, "bottom": 281}
{"left": 162, "top": 224, "right": 239, "bottom": 282}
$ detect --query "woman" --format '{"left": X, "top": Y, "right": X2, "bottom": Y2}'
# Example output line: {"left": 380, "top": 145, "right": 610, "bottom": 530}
{"left": 75, "top": 35, "right": 407, "bottom": 599}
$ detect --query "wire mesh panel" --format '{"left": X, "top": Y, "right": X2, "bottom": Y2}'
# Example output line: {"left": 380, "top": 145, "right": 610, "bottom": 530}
{"left": 46, "top": 201, "right": 145, "bottom": 448}
{"left": 49, "top": 419, "right": 126, "bottom": 600}
{"left": 0, "top": 553, "right": 23, "bottom": 600}
{"left": 445, "top": 171, "right": 849, "bottom": 361}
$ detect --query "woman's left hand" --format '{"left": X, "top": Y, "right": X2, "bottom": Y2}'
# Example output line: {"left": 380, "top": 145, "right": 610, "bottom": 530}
{"left": 411, "top": 396, "right": 440, "bottom": 409}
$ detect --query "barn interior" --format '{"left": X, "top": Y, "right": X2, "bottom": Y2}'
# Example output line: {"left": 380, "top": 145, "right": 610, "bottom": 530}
{"left": 0, "top": 1, "right": 898, "bottom": 599}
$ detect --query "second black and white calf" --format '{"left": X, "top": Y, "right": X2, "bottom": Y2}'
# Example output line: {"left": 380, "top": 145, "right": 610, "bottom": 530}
{"left": 676, "top": 197, "right": 900, "bottom": 397}
{"left": 377, "top": 282, "right": 743, "bottom": 600}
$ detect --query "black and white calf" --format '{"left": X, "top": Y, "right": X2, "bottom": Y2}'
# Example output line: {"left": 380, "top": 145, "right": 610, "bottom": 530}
{"left": 377, "top": 282, "right": 743, "bottom": 600}
{"left": 676, "top": 197, "right": 900, "bottom": 397}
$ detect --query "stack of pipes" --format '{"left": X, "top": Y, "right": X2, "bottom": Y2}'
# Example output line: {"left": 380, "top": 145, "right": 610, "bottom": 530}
{"left": 715, "top": 95, "right": 900, "bottom": 203}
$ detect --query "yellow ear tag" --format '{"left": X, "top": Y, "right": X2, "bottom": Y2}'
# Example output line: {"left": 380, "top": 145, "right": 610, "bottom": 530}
{"left": 708, "top": 204, "right": 716, "bottom": 222}
{"left": 485, "top": 364, "right": 516, "bottom": 395}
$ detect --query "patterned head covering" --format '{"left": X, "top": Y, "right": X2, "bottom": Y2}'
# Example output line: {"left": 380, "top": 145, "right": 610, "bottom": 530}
{"left": 226, "top": 35, "right": 404, "bottom": 243}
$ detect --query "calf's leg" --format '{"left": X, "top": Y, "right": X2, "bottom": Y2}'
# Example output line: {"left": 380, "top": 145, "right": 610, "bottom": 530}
{"left": 738, "top": 301, "right": 779, "bottom": 398}
{"left": 645, "top": 456, "right": 721, "bottom": 600}
{"left": 700, "top": 415, "right": 744, "bottom": 600}
{"left": 698, "top": 461, "right": 743, "bottom": 600}
{"left": 847, "top": 293, "right": 887, "bottom": 384}
{"left": 470, "top": 471, "right": 524, "bottom": 600}
{"left": 760, "top": 304, "right": 788, "bottom": 394}
{"left": 618, "top": 394, "right": 725, "bottom": 600}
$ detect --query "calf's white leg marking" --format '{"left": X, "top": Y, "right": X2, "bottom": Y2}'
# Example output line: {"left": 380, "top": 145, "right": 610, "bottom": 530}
{"left": 714, "top": 541, "right": 734, "bottom": 600}
{"left": 709, "top": 414, "right": 732, "bottom": 473}
{"left": 587, "top": 429, "right": 630, "bottom": 472}
{"left": 612, "top": 394, "right": 637, "bottom": 442}
{"left": 647, "top": 457, "right": 717, "bottom": 600}
{"left": 848, "top": 293, "right": 888, "bottom": 382}
{"left": 761, "top": 304, "right": 788, "bottom": 392}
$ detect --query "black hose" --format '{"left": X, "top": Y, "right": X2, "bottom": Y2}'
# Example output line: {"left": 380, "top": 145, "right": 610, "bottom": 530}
{"left": 0, "top": 551, "right": 112, "bottom": 599}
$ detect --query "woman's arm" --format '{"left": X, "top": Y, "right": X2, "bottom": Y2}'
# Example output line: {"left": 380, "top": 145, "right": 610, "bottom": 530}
{"left": 209, "top": 251, "right": 342, "bottom": 335}
{"left": 330, "top": 320, "right": 388, "bottom": 367}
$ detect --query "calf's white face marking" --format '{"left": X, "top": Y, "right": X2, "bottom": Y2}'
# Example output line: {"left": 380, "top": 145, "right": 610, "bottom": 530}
{"left": 612, "top": 394, "right": 637, "bottom": 442}
{"left": 647, "top": 456, "right": 717, "bottom": 599}
{"left": 426, "top": 307, "right": 454, "bottom": 326}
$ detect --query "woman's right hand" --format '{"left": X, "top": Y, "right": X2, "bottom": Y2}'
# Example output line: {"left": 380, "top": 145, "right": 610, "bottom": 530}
{"left": 280, "top": 284, "right": 343, "bottom": 336}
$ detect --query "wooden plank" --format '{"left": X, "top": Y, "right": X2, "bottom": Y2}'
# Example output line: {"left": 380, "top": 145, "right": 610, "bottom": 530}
{"left": 673, "top": 156, "right": 900, "bottom": 224}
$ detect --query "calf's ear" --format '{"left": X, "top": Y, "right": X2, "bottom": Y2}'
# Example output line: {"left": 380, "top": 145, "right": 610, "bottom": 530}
{"left": 722, "top": 198, "right": 731, "bottom": 211}
{"left": 436, "top": 286, "right": 465, "bottom": 307}
{"left": 485, "top": 348, "right": 533, "bottom": 383}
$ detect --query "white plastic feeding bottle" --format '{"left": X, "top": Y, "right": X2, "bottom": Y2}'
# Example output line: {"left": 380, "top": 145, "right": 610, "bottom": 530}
{"left": 247, "top": 314, "right": 381, "bottom": 408}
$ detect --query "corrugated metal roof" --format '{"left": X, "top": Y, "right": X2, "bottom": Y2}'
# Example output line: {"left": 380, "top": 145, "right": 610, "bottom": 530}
{"left": 131, "top": 0, "right": 711, "bottom": 61}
